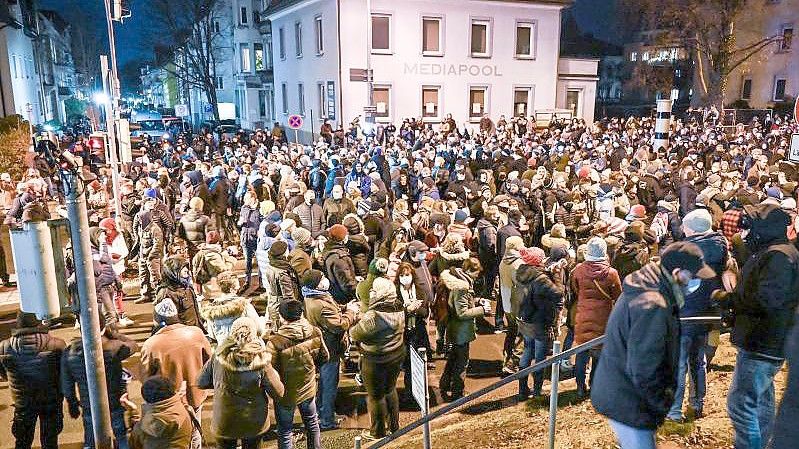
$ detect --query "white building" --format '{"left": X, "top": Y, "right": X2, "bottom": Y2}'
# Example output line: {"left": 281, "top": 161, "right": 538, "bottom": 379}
{"left": 264, "top": 0, "right": 597, "bottom": 141}
{"left": 38, "top": 10, "right": 79, "bottom": 124}
{"left": 0, "top": 0, "right": 44, "bottom": 122}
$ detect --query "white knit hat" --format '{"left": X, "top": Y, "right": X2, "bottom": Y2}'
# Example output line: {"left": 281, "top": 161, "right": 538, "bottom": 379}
{"left": 683, "top": 209, "right": 712, "bottom": 234}
{"left": 584, "top": 237, "right": 608, "bottom": 262}
{"left": 154, "top": 298, "right": 178, "bottom": 319}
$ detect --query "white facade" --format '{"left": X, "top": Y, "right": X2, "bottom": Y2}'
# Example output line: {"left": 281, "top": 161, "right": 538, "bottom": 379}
{"left": 267, "top": 0, "right": 597, "bottom": 141}
{"left": 0, "top": 1, "right": 44, "bottom": 123}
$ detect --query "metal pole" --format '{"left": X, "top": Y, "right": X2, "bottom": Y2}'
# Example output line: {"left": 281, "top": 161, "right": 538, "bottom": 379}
{"left": 365, "top": 0, "right": 374, "bottom": 119}
{"left": 103, "top": 0, "right": 121, "bottom": 100}
{"left": 420, "top": 347, "right": 432, "bottom": 449}
{"left": 354, "top": 435, "right": 362, "bottom": 449}
{"left": 100, "top": 56, "right": 123, "bottom": 218}
{"left": 547, "top": 340, "right": 562, "bottom": 449}
{"left": 310, "top": 108, "right": 315, "bottom": 143}
{"left": 61, "top": 168, "right": 114, "bottom": 449}
{"left": 294, "top": 129, "right": 299, "bottom": 147}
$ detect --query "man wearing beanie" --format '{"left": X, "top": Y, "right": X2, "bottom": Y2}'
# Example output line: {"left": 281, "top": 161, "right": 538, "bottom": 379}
{"left": 262, "top": 240, "right": 303, "bottom": 331}
{"left": 0, "top": 312, "right": 66, "bottom": 449}
{"left": 139, "top": 298, "right": 212, "bottom": 449}
{"left": 62, "top": 312, "right": 139, "bottom": 449}
{"left": 289, "top": 226, "right": 314, "bottom": 277}
{"left": 268, "top": 300, "right": 328, "bottom": 449}
{"left": 129, "top": 376, "right": 194, "bottom": 449}
{"left": 302, "top": 269, "right": 360, "bottom": 430}
{"left": 592, "top": 241, "right": 716, "bottom": 449}
{"left": 321, "top": 224, "right": 359, "bottom": 304}
{"left": 612, "top": 221, "right": 651, "bottom": 281}
{"left": 667, "top": 208, "right": 730, "bottom": 421}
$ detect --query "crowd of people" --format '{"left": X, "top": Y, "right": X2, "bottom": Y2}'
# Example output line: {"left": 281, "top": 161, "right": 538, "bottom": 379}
{"left": 0, "top": 108, "right": 799, "bottom": 449}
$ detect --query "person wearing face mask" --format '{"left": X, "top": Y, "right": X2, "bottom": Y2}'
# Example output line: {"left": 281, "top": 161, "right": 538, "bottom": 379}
{"left": 154, "top": 256, "right": 205, "bottom": 331}
{"left": 396, "top": 262, "right": 430, "bottom": 402}
{"left": 667, "top": 209, "right": 731, "bottom": 422}
{"left": 293, "top": 190, "right": 325, "bottom": 238}
{"left": 591, "top": 242, "right": 716, "bottom": 449}
{"left": 323, "top": 184, "right": 356, "bottom": 227}
{"left": 237, "top": 192, "right": 263, "bottom": 293}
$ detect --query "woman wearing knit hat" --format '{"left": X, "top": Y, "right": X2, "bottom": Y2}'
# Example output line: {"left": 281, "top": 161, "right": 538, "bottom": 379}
{"left": 342, "top": 214, "right": 371, "bottom": 278}
{"left": 570, "top": 236, "right": 622, "bottom": 398}
{"left": 498, "top": 235, "right": 525, "bottom": 374}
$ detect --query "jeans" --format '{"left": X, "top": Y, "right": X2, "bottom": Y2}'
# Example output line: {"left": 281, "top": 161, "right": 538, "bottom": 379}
{"left": 575, "top": 348, "right": 601, "bottom": 392}
{"left": 11, "top": 406, "right": 63, "bottom": 449}
{"left": 727, "top": 349, "right": 783, "bottom": 449}
{"left": 563, "top": 327, "right": 574, "bottom": 352}
{"left": 608, "top": 419, "right": 656, "bottom": 449}
{"left": 317, "top": 357, "right": 341, "bottom": 428}
{"left": 275, "top": 398, "right": 322, "bottom": 449}
{"left": 243, "top": 244, "right": 256, "bottom": 285}
{"left": 82, "top": 407, "right": 128, "bottom": 449}
{"left": 502, "top": 313, "right": 519, "bottom": 368}
{"left": 518, "top": 335, "right": 548, "bottom": 396}
{"left": 668, "top": 333, "right": 708, "bottom": 420}
{"left": 440, "top": 343, "right": 470, "bottom": 398}
{"left": 217, "top": 437, "right": 261, "bottom": 449}
{"left": 362, "top": 355, "right": 403, "bottom": 437}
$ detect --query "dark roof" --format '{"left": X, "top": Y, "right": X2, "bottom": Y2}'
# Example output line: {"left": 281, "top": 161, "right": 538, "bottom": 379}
{"left": 265, "top": 0, "right": 572, "bottom": 16}
{"left": 560, "top": 8, "right": 622, "bottom": 57}
{"left": 39, "top": 9, "right": 69, "bottom": 33}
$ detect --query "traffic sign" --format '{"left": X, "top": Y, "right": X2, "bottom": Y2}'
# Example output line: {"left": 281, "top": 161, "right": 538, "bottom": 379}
{"left": 204, "top": 103, "right": 213, "bottom": 113}
{"left": 175, "top": 104, "right": 189, "bottom": 117}
{"left": 288, "top": 114, "right": 304, "bottom": 129}
{"left": 789, "top": 134, "right": 799, "bottom": 163}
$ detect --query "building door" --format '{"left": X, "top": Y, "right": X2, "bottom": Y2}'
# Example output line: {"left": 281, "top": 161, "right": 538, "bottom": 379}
{"left": 566, "top": 89, "right": 581, "bottom": 117}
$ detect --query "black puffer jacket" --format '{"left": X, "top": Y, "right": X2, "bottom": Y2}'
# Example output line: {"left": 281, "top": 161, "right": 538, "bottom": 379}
{"left": 346, "top": 234, "right": 371, "bottom": 278}
{"left": 516, "top": 265, "right": 564, "bottom": 340}
{"left": 178, "top": 209, "right": 213, "bottom": 251}
{"left": 0, "top": 326, "right": 66, "bottom": 408}
{"left": 61, "top": 331, "right": 138, "bottom": 412}
{"left": 155, "top": 256, "right": 204, "bottom": 330}
{"left": 322, "top": 242, "right": 358, "bottom": 303}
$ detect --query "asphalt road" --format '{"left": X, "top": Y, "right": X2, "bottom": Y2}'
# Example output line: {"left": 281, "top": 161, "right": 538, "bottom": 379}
{"left": 0, "top": 287, "right": 548, "bottom": 449}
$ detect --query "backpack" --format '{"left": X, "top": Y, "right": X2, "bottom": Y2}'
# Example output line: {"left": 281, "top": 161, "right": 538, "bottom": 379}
{"left": 612, "top": 241, "right": 649, "bottom": 280}
{"left": 650, "top": 211, "right": 669, "bottom": 243}
{"left": 192, "top": 248, "right": 226, "bottom": 284}
{"left": 430, "top": 281, "right": 451, "bottom": 324}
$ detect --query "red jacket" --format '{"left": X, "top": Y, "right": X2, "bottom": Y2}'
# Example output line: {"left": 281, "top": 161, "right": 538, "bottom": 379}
{"left": 570, "top": 261, "right": 622, "bottom": 345}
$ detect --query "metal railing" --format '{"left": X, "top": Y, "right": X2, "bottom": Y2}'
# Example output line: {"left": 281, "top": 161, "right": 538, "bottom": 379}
{"left": 368, "top": 315, "right": 722, "bottom": 449}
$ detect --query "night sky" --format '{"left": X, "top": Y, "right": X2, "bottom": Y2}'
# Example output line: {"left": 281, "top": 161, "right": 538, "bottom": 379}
{"left": 40, "top": 0, "right": 618, "bottom": 73}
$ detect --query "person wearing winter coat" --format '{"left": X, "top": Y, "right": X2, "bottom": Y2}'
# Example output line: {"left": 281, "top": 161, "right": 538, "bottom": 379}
{"left": 88, "top": 227, "right": 121, "bottom": 326}
{"left": 350, "top": 277, "right": 406, "bottom": 439}
{"left": 343, "top": 214, "right": 371, "bottom": 278}
{"left": 267, "top": 301, "right": 329, "bottom": 449}
{"left": 140, "top": 299, "right": 211, "bottom": 449}
{"left": 591, "top": 243, "right": 716, "bottom": 449}
{"left": 498, "top": 236, "right": 525, "bottom": 374}
{"left": 129, "top": 376, "right": 194, "bottom": 449}
{"left": 515, "top": 247, "right": 564, "bottom": 399}
{"left": 135, "top": 197, "right": 164, "bottom": 303}
{"left": 726, "top": 203, "right": 799, "bottom": 449}
{"left": 301, "top": 269, "right": 360, "bottom": 430}
{"left": 238, "top": 192, "right": 263, "bottom": 290}
{"left": 321, "top": 224, "right": 359, "bottom": 304}
{"left": 287, "top": 226, "right": 314, "bottom": 277}
{"left": 396, "top": 262, "right": 431, "bottom": 401}
{"left": 208, "top": 166, "right": 232, "bottom": 244}
{"left": 201, "top": 274, "right": 265, "bottom": 343}
{"left": 611, "top": 221, "right": 650, "bottom": 281}
{"left": 476, "top": 205, "right": 500, "bottom": 299}
{"left": 178, "top": 196, "right": 215, "bottom": 261}
{"left": 261, "top": 240, "right": 302, "bottom": 329}
{"left": 323, "top": 184, "right": 356, "bottom": 227}
{"left": 197, "top": 316, "right": 284, "bottom": 449}
{"left": 294, "top": 190, "right": 325, "bottom": 237}
{"left": 62, "top": 314, "right": 138, "bottom": 449}
{"left": 0, "top": 312, "right": 66, "bottom": 449}
{"left": 154, "top": 256, "right": 204, "bottom": 331}
{"left": 192, "top": 231, "right": 236, "bottom": 300}
{"left": 570, "top": 237, "right": 622, "bottom": 396}
{"left": 668, "top": 209, "right": 728, "bottom": 421}
{"left": 772, "top": 308, "right": 799, "bottom": 448}
{"left": 439, "top": 258, "right": 489, "bottom": 401}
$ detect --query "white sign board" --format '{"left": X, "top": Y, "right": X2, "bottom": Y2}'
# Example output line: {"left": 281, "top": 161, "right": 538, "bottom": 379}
{"left": 790, "top": 134, "right": 799, "bottom": 163}
{"left": 175, "top": 104, "right": 189, "bottom": 117}
{"left": 410, "top": 347, "right": 427, "bottom": 409}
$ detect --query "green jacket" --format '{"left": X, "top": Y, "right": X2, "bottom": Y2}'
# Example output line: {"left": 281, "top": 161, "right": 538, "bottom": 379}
{"left": 349, "top": 288, "right": 405, "bottom": 363}
{"left": 442, "top": 269, "right": 485, "bottom": 345}
{"left": 267, "top": 318, "right": 329, "bottom": 407}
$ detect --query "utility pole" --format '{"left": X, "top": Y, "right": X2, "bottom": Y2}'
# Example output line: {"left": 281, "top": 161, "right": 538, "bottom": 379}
{"left": 100, "top": 56, "right": 123, "bottom": 217}
{"left": 364, "top": 0, "right": 375, "bottom": 126}
{"left": 60, "top": 166, "right": 114, "bottom": 449}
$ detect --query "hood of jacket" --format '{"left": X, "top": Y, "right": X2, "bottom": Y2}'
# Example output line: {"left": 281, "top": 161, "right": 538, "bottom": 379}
{"left": 201, "top": 296, "right": 248, "bottom": 321}
{"left": 440, "top": 268, "right": 471, "bottom": 291}
{"left": 685, "top": 232, "right": 728, "bottom": 268}
{"left": 162, "top": 256, "right": 189, "bottom": 286}
{"left": 440, "top": 248, "right": 470, "bottom": 262}
{"left": 216, "top": 336, "right": 271, "bottom": 372}
{"left": 276, "top": 317, "right": 316, "bottom": 341}
{"left": 476, "top": 217, "right": 496, "bottom": 232}
{"left": 515, "top": 264, "right": 543, "bottom": 284}
{"left": 621, "top": 262, "right": 678, "bottom": 308}
{"left": 579, "top": 260, "right": 613, "bottom": 280}
{"left": 502, "top": 251, "right": 521, "bottom": 266}
{"left": 139, "top": 394, "right": 191, "bottom": 439}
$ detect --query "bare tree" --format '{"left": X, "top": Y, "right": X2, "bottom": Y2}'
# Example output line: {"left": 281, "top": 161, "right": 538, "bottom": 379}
{"left": 620, "top": 0, "right": 786, "bottom": 107}
{"left": 149, "top": 0, "right": 227, "bottom": 121}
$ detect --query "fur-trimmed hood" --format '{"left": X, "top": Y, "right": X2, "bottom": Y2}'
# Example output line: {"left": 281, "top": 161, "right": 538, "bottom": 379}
{"left": 440, "top": 268, "right": 471, "bottom": 291}
{"left": 440, "top": 248, "right": 470, "bottom": 262}
{"left": 215, "top": 340, "right": 271, "bottom": 372}
{"left": 201, "top": 296, "right": 248, "bottom": 321}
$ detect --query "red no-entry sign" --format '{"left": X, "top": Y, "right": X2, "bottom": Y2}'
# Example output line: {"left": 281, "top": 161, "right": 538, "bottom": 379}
{"left": 288, "top": 114, "right": 304, "bottom": 129}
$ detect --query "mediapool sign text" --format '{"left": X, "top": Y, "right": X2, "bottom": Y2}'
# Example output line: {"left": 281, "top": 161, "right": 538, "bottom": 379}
{"left": 403, "top": 63, "right": 503, "bottom": 77}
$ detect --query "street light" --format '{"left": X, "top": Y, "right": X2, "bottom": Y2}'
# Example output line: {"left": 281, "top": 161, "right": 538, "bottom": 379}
{"left": 93, "top": 92, "right": 110, "bottom": 105}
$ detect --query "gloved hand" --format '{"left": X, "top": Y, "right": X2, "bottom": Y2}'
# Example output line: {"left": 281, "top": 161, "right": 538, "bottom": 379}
{"left": 68, "top": 402, "right": 80, "bottom": 419}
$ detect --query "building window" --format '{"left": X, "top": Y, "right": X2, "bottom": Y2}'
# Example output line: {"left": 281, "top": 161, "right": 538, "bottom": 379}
{"left": 240, "top": 6, "right": 248, "bottom": 25}
{"left": 642, "top": 51, "right": 650, "bottom": 61}
{"left": 469, "top": 87, "right": 487, "bottom": 118}
{"left": 215, "top": 76, "right": 224, "bottom": 90}
{"left": 374, "top": 86, "right": 390, "bottom": 118}
{"left": 422, "top": 17, "right": 442, "bottom": 55}
{"left": 240, "top": 44, "right": 251, "bottom": 72}
{"left": 281, "top": 83, "right": 288, "bottom": 113}
{"left": 295, "top": 22, "right": 303, "bottom": 57}
{"left": 213, "top": 21, "right": 220, "bottom": 33}
{"left": 515, "top": 22, "right": 536, "bottom": 58}
{"left": 266, "top": 35, "right": 274, "bottom": 69}
{"left": 279, "top": 27, "right": 286, "bottom": 59}
{"left": 773, "top": 78, "right": 787, "bottom": 101}
{"left": 11, "top": 55, "right": 16, "bottom": 78}
{"left": 298, "top": 83, "right": 305, "bottom": 115}
{"left": 780, "top": 26, "right": 794, "bottom": 51}
{"left": 315, "top": 15, "right": 324, "bottom": 54}
{"left": 259, "top": 90, "right": 267, "bottom": 117}
{"left": 422, "top": 87, "right": 439, "bottom": 118}
{"left": 317, "top": 83, "right": 327, "bottom": 119}
{"left": 630, "top": 51, "right": 637, "bottom": 62}
{"left": 254, "top": 43, "right": 265, "bottom": 71}
{"left": 514, "top": 88, "right": 531, "bottom": 116}
{"left": 566, "top": 89, "right": 581, "bottom": 115}
{"left": 741, "top": 78, "right": 752, "bottom": 100}
{"left": 268, "top": 90, "right": 275, "bottom": 119}
{"left": 371, "top": 14, "right": 391, "bottom": 53}
{"left": 470, "top": 19, "right": 491, "bottom": 57}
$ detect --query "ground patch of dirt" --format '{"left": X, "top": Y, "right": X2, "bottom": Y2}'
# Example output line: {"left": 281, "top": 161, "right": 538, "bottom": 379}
{"left": 383, "top": 336, "right": 787, "bottom": 449}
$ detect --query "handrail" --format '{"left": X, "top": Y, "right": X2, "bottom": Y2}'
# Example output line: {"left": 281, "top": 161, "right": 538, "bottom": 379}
{"left": 369, "top": 315, "right": 722, "bottom": 448}
{"left": 369, "top": 335, "right": 607, "bottom": 448}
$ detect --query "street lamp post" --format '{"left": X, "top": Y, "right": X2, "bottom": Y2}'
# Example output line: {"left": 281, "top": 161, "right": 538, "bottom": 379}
{"left": 365, "top": 0, "right": 375, "bottom": 126}
{"left": 102, "top": 0, "right": 124, "bottom": 217}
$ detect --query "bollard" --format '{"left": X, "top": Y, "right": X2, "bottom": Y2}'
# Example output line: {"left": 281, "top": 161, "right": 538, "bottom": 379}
{"left": 547, "top": 340, "right": 563, "bottom": 449}
{"left": 354, "top": 435, "right": 362, "bottom": 449}
{"left": 653, "top": 99, "right": 672, "bottom": 151}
